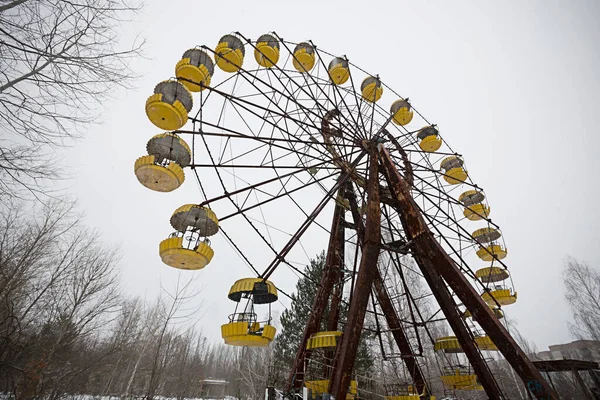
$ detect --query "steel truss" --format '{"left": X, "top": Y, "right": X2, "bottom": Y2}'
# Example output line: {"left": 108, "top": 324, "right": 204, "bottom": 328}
{"left": 170, "top": 34, "right": 557, "bottom": 400}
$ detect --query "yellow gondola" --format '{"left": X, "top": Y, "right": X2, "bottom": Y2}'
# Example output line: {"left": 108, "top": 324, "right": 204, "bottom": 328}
{"left": 434, "top": 336, "right": 463, "bottom": 353}
{"left": 306, "top": 331, "right": 342, "bottom": 350}
{"left": 462, "top": 305, "right": 504, "bottom": 320}
{"left": 227, "top": 277, "right": 277, "bottom": 304}
{"left": 482, "top": 286, "right": 517, "bottom": 306}
{"left": 292, "top": 42, "right": 316, "bottom": 72}
{"left": 175, "top": 48, "right": 214, "bottom": 92}
{"left": 170, "top": 204, "right": 219, "bottom": 237}
{"left": 159, "top": 236, "right": 214, "bottom": 270}
{"left": 390, "top": 99, "right": 413, "bottom": 126}
{"left": 145, "top": 80, "right": 193, "bottom": 130}
{"left": 440, "top": 156, "right": 468, "bottom": 184}
{"left": 476, "top": 244, "right": 507, "bottom": 261}
{"left": 458, "top": 189, "right": 484, "bottom": 206}
{"left": 254, "top": 33, "right": 280, "bottom": 67}
{"left": 476, "top": 266, "right": 509, "bottom": 283}
{"left": 464, "top": 203, "right": 491, "bottom": 221}
{"left": 328, "top": 57, "right": 350, "bottom": 85}
{"left": 434, "top": 335, "right": 499, "bottom": 353}
{"left": 215, "top": 34, "right": 245, "bottom": 73}
{"left": 361, "top": 76, "right": 383, "bottom": 102}
{"left": 441, "top": 367, "right": 483, "bottom": 391}
{"left": 134, "top": 155, "right": 185, "bottom": 192}
{"left": 458, "top": 189, "right": 490, "bottom": 220}
{"left": 384, "top": 383, "right": 434, "bottom": 400}
{"left": 416, "top": 125, "right": 442, "bottom": 152}
{"left": 472, "top": 227, "right": 502, "bottom": 243}
{"left": 158, "top": 203, "right": 219, "bottom": 270}
{"left": 134, "top": 133, "right": 191, "bottom": 192}
{"left": 475, "top": 335, "right": 499, "bottom": 351}
{"left": 221, "top": 278, "right": 277, "bottom": 346}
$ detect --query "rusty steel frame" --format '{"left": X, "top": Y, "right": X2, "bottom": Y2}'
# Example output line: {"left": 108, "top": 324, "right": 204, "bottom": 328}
{"left": 412, "top": 252, "right": 503, "bottom": 398}
{"left": 378, "top": 144, "right": 559, "bottom": 400}
{"left": 329, "top": 152, "right": 381, "bottom": 400}
{"left": 345, "top": 181, "right": 429, "bottom": 396}
{"left": 285, "top": 178, "right": 348, "bottom": 392}
{"left": 324, "top": 205, "right": 345, "bottom": 376}
{"left": 185, "top": 33, "right": 543, "bottom": 399}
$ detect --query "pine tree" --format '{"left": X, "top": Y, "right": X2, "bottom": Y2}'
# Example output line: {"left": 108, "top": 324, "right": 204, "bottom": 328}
{"left": 270, "top": 251, "right": 374, "bottom": 388}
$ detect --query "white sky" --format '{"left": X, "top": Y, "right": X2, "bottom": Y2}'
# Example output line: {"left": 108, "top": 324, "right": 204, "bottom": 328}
{"left": 66, "top": 0, "right": 600, "bottom": 351}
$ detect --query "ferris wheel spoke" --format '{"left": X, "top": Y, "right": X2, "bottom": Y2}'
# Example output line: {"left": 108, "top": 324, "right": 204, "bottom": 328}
{"left": 199, "top": 79, "right": 323, "bottom": 134}
{"left": 218, "top": 168, "right": 339, "bottom": 222}
{"left": 347, "top": 74, "right": 371, "bottom": 137}
{"left": 414, "top": 203, "right": 474, "bottom": 256}
{"left": 260, "top": 151, "right": 368, "bottom": 280}
{"left": 220, "top": 62, "right": 358, "bottom": 147}
{"left": 265, "top": 36, "right": 368, "bottom": 141}
{"left": 190, "top": 118, "right": 334, "bottom": 164}
{"left": 218, "top": 225, "right": 260, "bottom": 276}
{"left": 197, "top": 155, "right": 363, "bottom": 212}
{"left": 236, "top": 32, "right": 337, "bottom": 125}
{"left": 311, "top": 46, "right": 368, "bottom": 138}
{"left": 409, "top": 171, "right": 502, "bottom": 233}
{"left": 415, "top": 203, "right": 498, "bottom": 289}
{"left": 180, "top": 129, "right": 359, "bottom": 148}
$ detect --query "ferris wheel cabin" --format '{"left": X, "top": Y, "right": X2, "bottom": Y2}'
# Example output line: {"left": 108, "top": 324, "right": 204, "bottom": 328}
{"left": 221, "top": 278, "right": 278, "bottom": 347}
{"left": 175, "top": 48, "right": 214, "bottom": 92}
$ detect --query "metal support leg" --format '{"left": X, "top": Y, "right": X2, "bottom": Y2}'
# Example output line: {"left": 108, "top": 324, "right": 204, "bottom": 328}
{"left": 329, "top": 153, "right": 381, "bottom": 400}
{"left": 378, "top": 144, "right": 558, "bottom": 400}
{"left": 286, "top": 178, "right": 348, "bottom": 392}
{"left": 346, "top": 183, "right": 429, "bottom": 396}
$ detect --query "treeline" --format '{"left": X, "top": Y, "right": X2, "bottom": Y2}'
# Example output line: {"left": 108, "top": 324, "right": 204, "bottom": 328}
{"left": 0, "top": 200, "right": 276, "bottom": 400}
{"left": 1, "top": 200, "right": 598, "bottom": 400}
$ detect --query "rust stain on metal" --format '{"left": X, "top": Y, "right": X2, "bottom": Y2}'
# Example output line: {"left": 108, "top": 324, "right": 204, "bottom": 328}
{"left": 329, "top": 152, "right": 381, "bottom": 400}
{"left": 286, "top": 177, "right": 347, "bottom": 392}
{"left": 378, "top": 144, "right": 559, "bottom": 400}
{"left": 346, "top": 181, "right": 429, "bottom": 396}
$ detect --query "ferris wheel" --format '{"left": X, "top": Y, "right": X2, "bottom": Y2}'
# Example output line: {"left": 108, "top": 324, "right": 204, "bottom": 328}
{"left": 133, "top": 32, "right": 557, "bottom": 400}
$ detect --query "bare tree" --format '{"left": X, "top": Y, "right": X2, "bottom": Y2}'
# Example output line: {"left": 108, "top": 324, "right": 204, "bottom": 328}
{"left": 0, "top": 0, "right": 143, "bottom": 198}
{"left": 144, "top": 276, "right": 203, "bottom": 400}
{"left": 563, "top": 257, "right": 600, "bottom": 341}
{"left": 0, "top": 199, "right": 121, "bottom": 399}
{"left": 236, "top": 346, "right": 273, "bottom": 400}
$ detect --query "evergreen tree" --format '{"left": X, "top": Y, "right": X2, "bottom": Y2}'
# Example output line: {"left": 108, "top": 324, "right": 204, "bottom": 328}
{"left": 271, "top": 251, "right": 374, "bottom": 388}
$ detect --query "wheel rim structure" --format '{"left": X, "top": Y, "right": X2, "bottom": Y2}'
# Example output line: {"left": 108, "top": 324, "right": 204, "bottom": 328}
{"left": 134, "top": 32, "right": 558, "bottom": 400}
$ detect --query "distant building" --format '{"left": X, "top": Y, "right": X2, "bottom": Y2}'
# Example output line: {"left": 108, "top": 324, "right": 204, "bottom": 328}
{"left": 537, "top": 340, "right": 600, "bottom": 362}
{"left": 200, "top": 379, "right": 229, "bottom": 399}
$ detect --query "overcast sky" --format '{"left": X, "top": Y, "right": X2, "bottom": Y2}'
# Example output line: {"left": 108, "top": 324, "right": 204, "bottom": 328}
{"left": 66, "top": 0, "right": 600, "bottom": 351}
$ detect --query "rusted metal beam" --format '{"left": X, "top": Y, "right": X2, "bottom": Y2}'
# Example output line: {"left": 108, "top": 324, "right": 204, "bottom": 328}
{"left": 533, "top": 359, "right": 600, "bottom": 372}
{"left": 415, "top": 253, "right": 504, "bottom": 398}
{"left": 324, "top": 199, "right": 345, "bottom": 377}
{"left": 261, "top": 151, "right": 368, "bottom": 280}
{"left": 378, "top": 145, "right": 502, "bottom": 397}
{"left": 346, "top": 182, "right": 429, "bottom": 396}
{"left": 378, "top": 144, "right": 559, "bottom": 400}
{"left": 285, "top": 177, "right": 347, "bottom": 392}
{"left": 329, "top": 153, "right": 381, "bottom": 400}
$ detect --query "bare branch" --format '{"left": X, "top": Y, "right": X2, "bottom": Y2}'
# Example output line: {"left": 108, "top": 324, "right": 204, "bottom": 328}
{"left": 0, "top": 0, "right": 143, "bottom": 198}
